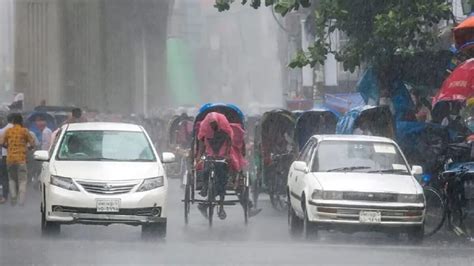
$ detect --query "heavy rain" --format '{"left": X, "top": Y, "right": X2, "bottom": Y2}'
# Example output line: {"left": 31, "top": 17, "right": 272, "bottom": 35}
{"left": 1, "top": 0, "right": 474, "bottom": 265}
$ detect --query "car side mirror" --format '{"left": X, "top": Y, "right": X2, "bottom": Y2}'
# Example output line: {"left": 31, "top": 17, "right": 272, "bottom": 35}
{"left": 34, "top": 150, "right": 50, "bottom": 161}
{"left": 293, "top": 161, "right": 309, "bottom": 173}
{"left": 162, "top": 152, "right": 176, "bottom": 164}
{"left": 411, "top": 165, "right": 423, "bottom": 175}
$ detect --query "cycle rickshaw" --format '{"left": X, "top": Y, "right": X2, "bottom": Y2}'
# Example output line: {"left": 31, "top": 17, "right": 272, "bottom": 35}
{"left": 167, "top": 114, "right": 193, "bottom": 178}
{"left": 253, "top": 109, "right": 297, "bottom": 211}
{"left": 183, "top": 103, "right": 250, "bottom": 226}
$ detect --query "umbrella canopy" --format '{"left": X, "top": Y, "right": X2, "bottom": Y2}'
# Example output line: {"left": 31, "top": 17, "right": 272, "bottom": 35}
{"left": 454, "top": 15, "right": 474, "bottom": 49}
{"left": 433, "top": 58, "right": 474, "bottom": 106}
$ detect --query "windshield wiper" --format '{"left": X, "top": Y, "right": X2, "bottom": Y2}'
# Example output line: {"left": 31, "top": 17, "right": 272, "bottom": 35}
{"left": 368, "top": 169, "right": 409, "bottom": 174}
{"left": 326, "top": 166, "right": 371, "bottom": 172}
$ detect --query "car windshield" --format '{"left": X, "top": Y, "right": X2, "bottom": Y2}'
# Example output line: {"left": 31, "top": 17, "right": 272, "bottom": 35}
{"left": 313, "top": 140, "right": 410, "bottom": 174}
{"left": 57, "top": 130, "right": 156, "bottom": 162}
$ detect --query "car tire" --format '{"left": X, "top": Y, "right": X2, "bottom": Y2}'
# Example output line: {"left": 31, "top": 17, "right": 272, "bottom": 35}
{"left": 141, "top": 222, "right": 167, "bottom": 239}
{"left": 41, "top": 205, "right": 60, "bottom": 236}
{"left": 288, "top": 203, "right": 303, "bottom": 237}
{"left": 407, "top": 225, "right": 424, "bottom": 244}
{"left": 303, "top": 202, "right": 318, "bottom": 240}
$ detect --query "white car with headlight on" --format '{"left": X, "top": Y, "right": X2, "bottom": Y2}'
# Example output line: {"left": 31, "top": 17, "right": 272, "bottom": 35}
{"left": 287, "top": 135, "right": 425, "bottom": 242}
{"left": 35, "top": 122, "right": 174, "bottom": 238}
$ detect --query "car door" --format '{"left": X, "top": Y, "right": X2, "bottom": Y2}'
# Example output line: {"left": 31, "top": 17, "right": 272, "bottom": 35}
{"left": 288, "top": 140, "right": 310, "bottom": 210}
{"left": 40, "top": 129, "right": 61, "bottom": 209}
{"left": 290, "top": 139, "right": 316, "bottom": 214}
{"left": 296, "top": 140, "right": 318, "bottom": 213}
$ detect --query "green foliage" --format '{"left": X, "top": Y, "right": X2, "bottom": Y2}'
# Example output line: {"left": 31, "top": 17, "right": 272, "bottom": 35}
{"left": 215, "top": 0, "right": 452, "bottom": 85}
{"left": 215, "top": 0, "right": 310, "bottom": 14}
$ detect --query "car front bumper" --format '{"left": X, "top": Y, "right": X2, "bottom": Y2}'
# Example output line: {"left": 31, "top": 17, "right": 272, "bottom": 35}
{"left": 45, "top": 184, "right": 167, "bottom": 225}
{"left": 47, "top": 211, "right": 166, "bottom": 225}
{"left": 307, "top": 199, "right": 425, "bottom": 227}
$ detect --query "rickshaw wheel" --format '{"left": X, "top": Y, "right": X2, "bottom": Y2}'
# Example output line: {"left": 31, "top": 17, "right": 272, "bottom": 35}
{"left": 251, "top": 171, "right": 260, "bottom": 209}
{"left": 242, "top": 185, "right": 250, "bottom": 225}
{"left": 184, "top": 183, "right": 191, "bottom": 225}
{"left": 208, "top": 175, "right": 214, "bottom": 227}
{"left": 269, "top": 177, "right": 288, "bottom": 211}
{"left": 270, "top": 193, "right": 287, "bottom": 211}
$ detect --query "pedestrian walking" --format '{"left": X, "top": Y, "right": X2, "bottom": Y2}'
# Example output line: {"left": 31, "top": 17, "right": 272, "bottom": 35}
{"left": 0, "top": 113, "right": 35, "bottom": 206}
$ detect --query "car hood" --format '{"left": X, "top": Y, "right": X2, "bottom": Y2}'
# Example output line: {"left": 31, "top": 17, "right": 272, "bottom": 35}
{"left": 312, "top": 172, "right": 419, "bottom": 194}
{"left": 52, "top": 161, "right": 163, "bottom": 181}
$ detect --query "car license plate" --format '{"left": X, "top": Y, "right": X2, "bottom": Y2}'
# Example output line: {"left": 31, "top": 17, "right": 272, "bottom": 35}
{"left": 359, "top": 211, "right": 381, "bottom": 224}
{"left": 96, "top": 199, "right": 120, "bottom": 213}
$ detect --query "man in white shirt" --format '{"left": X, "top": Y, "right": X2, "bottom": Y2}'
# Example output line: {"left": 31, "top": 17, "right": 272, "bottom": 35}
{"left": 0, "top": 114, "right": 13, "bottom": 204}
{"left": 35, "top": 116, "right": 52, "bottom": 150}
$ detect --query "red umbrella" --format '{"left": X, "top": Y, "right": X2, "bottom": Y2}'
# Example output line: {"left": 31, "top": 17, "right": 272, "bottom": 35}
{"left": 433, "top": 58, "right": 474, "bottom": 106}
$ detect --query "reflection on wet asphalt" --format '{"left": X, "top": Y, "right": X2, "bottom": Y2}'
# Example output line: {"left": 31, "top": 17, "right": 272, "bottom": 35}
{"left": 0, "top": 179, "right": 473, "bottom": 265}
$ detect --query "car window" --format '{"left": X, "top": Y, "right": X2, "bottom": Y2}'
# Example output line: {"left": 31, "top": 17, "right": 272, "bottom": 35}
{"left": 57, "top": 130, "right": 156, "bottom": 162}
{"left": 312, "top": 140, "right": 410, "bottom": 174}
{"left": 298, "top": 139, "right": 314, "bottom": 161}
{"left": 304, "top": 141, "right": 318, "bottom": 167}
{"left": 49, "top": 129, "right": 62, "bottom": 158}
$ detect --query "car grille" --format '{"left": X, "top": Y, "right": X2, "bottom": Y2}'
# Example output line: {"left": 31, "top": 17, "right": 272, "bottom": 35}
{"left": 52, "top": 206, "right": 161, "bottom": 217}
{"left": 343, "top": 192, "right": 398, "bottom": 202}
{"left": 77, "top": 181, "right": 138, "bottom": 195}
{"left": 317, "top": 207, "right": 423, "bottom": 222}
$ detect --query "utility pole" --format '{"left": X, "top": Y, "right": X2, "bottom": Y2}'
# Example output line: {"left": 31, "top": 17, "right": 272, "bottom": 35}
{"left": 142, "top": 28, "right": 148, "bottom": 118}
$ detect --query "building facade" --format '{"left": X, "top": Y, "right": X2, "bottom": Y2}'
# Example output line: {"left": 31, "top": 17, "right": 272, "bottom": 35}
{"left": 14, "top": 0, "right": 172, "bottom": 115}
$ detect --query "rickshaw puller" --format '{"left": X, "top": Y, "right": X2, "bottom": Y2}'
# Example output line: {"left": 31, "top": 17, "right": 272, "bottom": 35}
{"left": 197, "top": 112, "right": 233, "bottom": 220}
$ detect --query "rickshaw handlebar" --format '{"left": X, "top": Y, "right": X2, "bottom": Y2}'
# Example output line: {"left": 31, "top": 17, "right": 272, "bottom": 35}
{"left": 200, "top": 155, "right": 228, "bottom": 165}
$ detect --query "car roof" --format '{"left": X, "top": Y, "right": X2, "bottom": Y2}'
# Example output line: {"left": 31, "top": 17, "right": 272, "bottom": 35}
{"left": 63, "top": 122, "right": 143, "bottom": 132}
{"left": 311, "top": 134, "right": 395, "bottom": 144}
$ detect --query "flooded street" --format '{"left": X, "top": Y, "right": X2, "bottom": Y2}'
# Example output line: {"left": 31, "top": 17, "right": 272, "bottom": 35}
{"left": 0, "top": 179, "right": 472, "bottom": 265}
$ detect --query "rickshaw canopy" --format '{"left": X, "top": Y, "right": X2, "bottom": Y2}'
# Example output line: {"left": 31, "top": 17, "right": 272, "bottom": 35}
{"left": 259, "top": 109, "right": 296, "bottom": 139}
{"left": 168, "top": 114, "right": 193, "bottom": 146}
{"left": 336, "top": 105, "right": 395, "bottom": 138}
{"left": 295, "top": 108, "right": 339, "bottom": 149}
{"left": 196, "top": 103, "right": 244, "bottom": 125}
{"left": 257, "top": 109, "right": 297, "bottom": 162}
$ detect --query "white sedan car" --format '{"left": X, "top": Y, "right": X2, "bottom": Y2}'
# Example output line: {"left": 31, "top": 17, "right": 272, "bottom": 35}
{"left": 287, "top": 135, "right": 425, "bottom": 242}
{"left": 35, "top": 122, "right": 174, "bottom": 238}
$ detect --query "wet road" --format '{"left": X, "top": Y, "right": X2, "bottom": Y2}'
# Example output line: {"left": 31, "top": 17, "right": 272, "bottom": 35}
{"left": 1, "top": 178, "right": 473, "bottom": 265}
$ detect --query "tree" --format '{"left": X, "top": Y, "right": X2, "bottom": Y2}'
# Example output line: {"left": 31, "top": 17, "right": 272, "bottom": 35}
{"left": 214, "top": 0, "right": 452, "bottom": 90}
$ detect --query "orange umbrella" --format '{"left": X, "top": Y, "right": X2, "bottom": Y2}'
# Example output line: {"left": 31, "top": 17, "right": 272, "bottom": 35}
{"left": 454, "top": 15, "right": 474, "bottom": 49}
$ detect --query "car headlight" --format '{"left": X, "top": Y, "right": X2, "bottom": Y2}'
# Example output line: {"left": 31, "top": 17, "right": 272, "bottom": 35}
{"left": 398, "top": 193, "right": 424, "bottom": 203}
{"left": 323, "top": 191, "right": 343, "bottom": 200}
{"left": 137, "top": 177, "right": 164, "bottom": 192}
{"left": 311, "top": 189, "right": 323, "bottom": 200}
{"left": 50, "top": 175, "right": 79, "bottom": 191}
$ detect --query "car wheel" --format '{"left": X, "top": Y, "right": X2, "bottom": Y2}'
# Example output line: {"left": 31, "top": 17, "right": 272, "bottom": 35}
{"left": 407, "top": 225, "right": 424, "bottom": 244}
{"left": 303, "top": 202, "right": 318, "bottom": 240}
{"left": 288, "top": 202, "right": 303, "bottom": 237}
{"left": 41, "top": 204, "right": 60, "bottom": 236}
{"left": 141, "top": 222, "right": 167, "bottom": 239}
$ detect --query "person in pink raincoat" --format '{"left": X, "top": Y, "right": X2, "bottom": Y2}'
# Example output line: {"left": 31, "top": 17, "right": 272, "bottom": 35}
{"left": 196, "top": 112, "right": 234, "bottom": 220}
